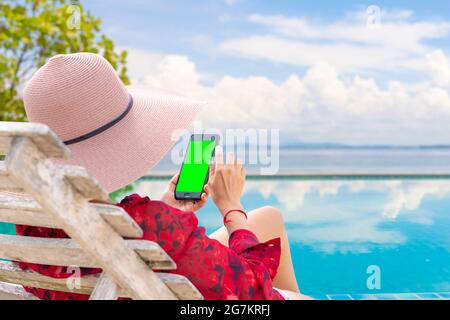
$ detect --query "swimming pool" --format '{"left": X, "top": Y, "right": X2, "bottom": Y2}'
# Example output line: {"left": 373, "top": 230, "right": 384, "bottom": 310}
{"left": 131, "top": 177, "right": 450, "bottom": 300}
{"left": 1, "top": 177, "right": 449, "bottom": 300}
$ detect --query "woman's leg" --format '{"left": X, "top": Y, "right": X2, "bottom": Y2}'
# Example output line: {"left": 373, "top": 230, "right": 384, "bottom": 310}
{"left": 209, "top": 206, "right": 300, "bottom": 293}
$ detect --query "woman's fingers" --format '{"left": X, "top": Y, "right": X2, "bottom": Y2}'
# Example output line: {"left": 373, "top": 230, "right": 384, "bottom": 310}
{"left": 211, "top": 146, "right": 224, "bottom": 181}
{"left": 210, "top": 145, "right": 223, "bottom": 181}
{"left": 226, "top": 152, "right": 244, "bottom": 167}
{"left": 209, "top": 162, "right": 216, "bottom": 178}
{"left": 215, "top": 145, "right": 224, "bottom": 165}
{"left": 192, "top": 189, "right": 209, "bottom": 211}
{"left": 172, "top": 173, "right": 179, "bottom": 183}
{"left": 166, "top": 173, "right": 179, "bottom": 192}
{"left": 202, "top": 185, "right": 209, "bottom": 202}
{"left": 227, "top": 152, "right": 236, "bottom": 165}
{"left": 237, "top": 159, "right": 245, "bottom": 177}
{"left": 207, "top": 149, "right": 246, "bottom": 214}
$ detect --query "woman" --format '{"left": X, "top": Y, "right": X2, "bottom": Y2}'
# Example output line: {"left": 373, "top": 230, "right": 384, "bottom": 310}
{"left": 17, "top": 52, "right": 308, "bottom": 300}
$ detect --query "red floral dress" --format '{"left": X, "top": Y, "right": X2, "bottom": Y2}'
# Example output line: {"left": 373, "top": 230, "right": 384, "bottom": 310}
{"left": 15, "top": 194, "right": 284, "bottom": 300}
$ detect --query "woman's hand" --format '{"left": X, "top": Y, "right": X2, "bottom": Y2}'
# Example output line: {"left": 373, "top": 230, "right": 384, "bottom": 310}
{"left": 208, "top": 147, "right": 246, "bottom": 217}
{"left": 161, "top": 174, "right": 209, "bottom": 212}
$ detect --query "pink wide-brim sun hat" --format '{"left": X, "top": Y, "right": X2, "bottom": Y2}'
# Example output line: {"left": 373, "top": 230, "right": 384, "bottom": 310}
{"left": 24, "top": 52, "right": 203, "bottom": 192}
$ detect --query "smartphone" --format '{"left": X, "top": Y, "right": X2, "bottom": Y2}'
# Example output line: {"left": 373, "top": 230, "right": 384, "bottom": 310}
{"left": 175, "top": 134, "right": 219, "bottom": 200}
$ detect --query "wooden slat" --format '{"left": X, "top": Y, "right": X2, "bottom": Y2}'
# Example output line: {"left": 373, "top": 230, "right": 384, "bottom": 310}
{"left": 0, "top": 261, "right": 203, "bottom": 300}
{"left": 89, "top": 272, "right": 118, "bottom": 300}
{"left": 0, "top": 261, "right": 98, "bottom": 296}
{"left": 0, "top": 234, "right": 176, "bottom": 270}
{"left": 0, "top": 282, "right": 37, "bottom": 300}
{"left": 6, "top": 136, "right": 176, "bottom": 299}
{"left": 0, "top": 162, "right": 22, "bottom": 192}
{"left": 0, "top": 138, "right": 11, "bottom": 158}
{"left": 157, "top": 273, "right": 203, "bottom": 300}
{"left": 0, "top": 193, "right": 143, "bottom": 238}
{"left": 1, "top": 163, "right": 109, "bottom": 200}
{"left": 0, "top": 122, "right": 68, "bottom": 158}
{"left": 96, "top": 203, "right": 143, "bottom": 238}
{"left": 61, "top": 166, "right": 109, "bottom": 201}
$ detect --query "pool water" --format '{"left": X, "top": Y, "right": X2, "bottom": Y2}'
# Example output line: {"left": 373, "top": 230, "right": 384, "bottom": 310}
{"left": 131, "top": 177, "right": 450, "bottom": 299}
{"left": 0, "top": 223, "right": 14, "bottom": 237}
{"left": 1, "top": 177, "right": 449, "bottom": 299}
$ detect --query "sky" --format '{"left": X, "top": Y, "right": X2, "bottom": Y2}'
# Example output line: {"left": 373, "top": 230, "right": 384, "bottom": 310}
{"left": 83, "top": 0, "right": 450, "bottom": 146}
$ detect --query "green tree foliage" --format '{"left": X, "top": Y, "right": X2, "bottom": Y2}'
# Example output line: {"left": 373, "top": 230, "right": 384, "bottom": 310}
{"left": 0, "top": 0, "right": 129, "bottom": 121}
{"left": 109, "top": 183, "right": 135, "bottom": 203}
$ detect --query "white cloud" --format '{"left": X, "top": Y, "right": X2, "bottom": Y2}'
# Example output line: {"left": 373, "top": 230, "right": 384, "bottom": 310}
{"left": 220, "top": 11, "right": 450, "bottom": 73}
{"left": 221, "top": 35, "right": 421, "bottom": 73}
{"left": 244, "top": 179, "right": 450, "bottom": 253}
{"left": 382, "top": 180, "right": 450, "bottom": 219}
{"left": 290, "top": 219, "right": 405, "bottom": 248}
{"left": 245, "top": 179, "right": 447, "bottom": 222}
{"left": 128, "top": 49, "right": 450, "bottom": 145}
{"left": 123, "top": 47, "right": 164, "bottom": 81}
{"left": 427, "top": 50, "right": 450, "bottom": 89}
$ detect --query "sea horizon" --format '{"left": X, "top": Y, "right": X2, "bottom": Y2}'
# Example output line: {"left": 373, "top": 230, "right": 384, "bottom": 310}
{"left": 150, "top": 145, "right": 450, "bottom": 176}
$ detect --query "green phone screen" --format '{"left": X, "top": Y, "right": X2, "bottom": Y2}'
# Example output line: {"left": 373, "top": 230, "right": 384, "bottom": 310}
{"left": 176, "top": 140, "right": 216, "bottom": 193}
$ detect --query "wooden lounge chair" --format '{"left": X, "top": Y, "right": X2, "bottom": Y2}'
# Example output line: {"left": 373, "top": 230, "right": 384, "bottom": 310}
{"left": 0, "top": 121, "right": 203, "bottom": 300}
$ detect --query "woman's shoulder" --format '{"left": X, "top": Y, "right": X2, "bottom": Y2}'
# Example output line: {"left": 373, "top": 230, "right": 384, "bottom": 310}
{"left": 116, "top": 193, "right": 150, "bottom": 208}
{"left": 116, "top": 194, "right": 199, "bottom": 230}
{"left": 116, "top": 194, "right": 186, "bottom": 215}
{"left": 116, "top": 194, "right": 174, "bottom": 212}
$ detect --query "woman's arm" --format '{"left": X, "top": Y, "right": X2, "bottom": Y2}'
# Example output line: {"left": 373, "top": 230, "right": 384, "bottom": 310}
{"left": 222, "top": 209, "right": 250, "bottom": 235}
{"left": 208, "top": 147, "right": 250, "bottom": 235}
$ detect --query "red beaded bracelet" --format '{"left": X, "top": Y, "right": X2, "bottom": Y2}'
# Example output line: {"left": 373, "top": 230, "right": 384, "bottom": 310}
{"left": 223, "top": 209, "right": 248, "bottom": 225}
